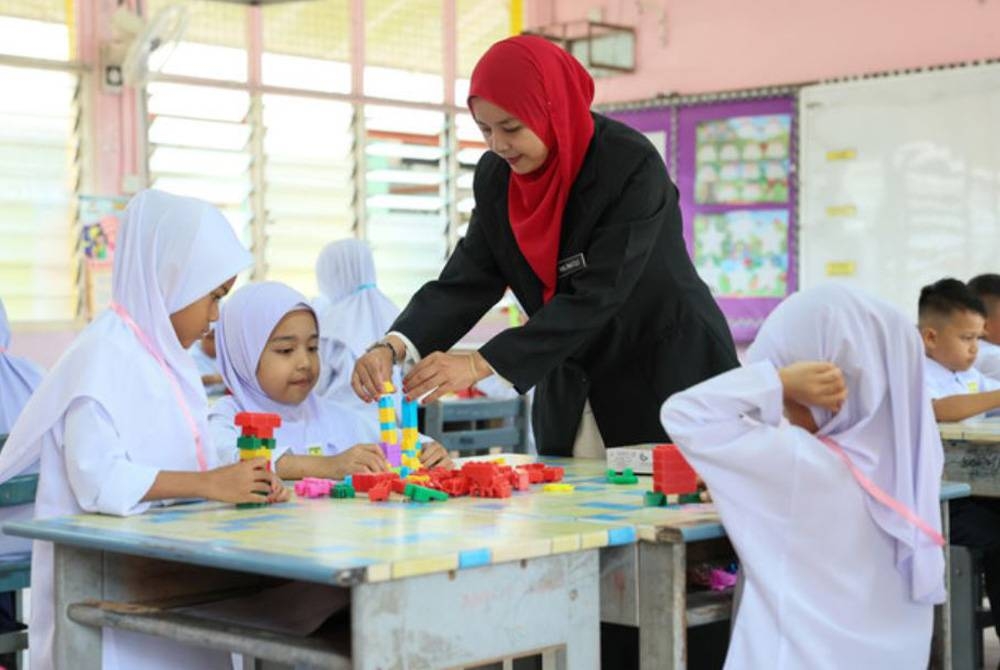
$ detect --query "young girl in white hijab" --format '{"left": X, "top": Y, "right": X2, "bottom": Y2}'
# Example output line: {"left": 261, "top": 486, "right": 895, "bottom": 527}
{"left": 210, "top": 281, "right": 451, "bottom": 479}
{"left": 312, "top": 240, "right": 400, "bottom": 406}
{"left": 661, "top": 284, "right": 946, "bottom": 669}
{"left": 0, "top": 190, "right": 288, "bottom": 670}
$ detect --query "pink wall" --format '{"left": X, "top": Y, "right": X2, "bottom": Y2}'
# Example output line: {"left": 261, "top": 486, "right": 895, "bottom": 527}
{"left": 526, "top": 0, "right": 1000, "bottom": 103}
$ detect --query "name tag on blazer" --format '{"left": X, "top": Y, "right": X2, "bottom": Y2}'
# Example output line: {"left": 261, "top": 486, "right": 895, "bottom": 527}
{"left": 557, "top": 253, "right": 587, "bottom": 279}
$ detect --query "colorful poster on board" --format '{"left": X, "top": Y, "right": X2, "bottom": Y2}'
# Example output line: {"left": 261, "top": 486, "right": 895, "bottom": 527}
{"left": 677, "top": 97, "right": 797, "bottom": 343}
{"left": 78, "top": 195, "right": 128, "bottom": 319}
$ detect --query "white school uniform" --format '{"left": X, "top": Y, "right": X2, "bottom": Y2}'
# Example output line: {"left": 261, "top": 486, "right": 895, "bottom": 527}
{"left": 312, "top": 240, "right": 400, "bottom": 407}
{"left": 662, "top": 284, "right": 944, "bottom": 670}
{"left": 975, "top": 339, "right": 1000, "bottom": 382}
{"left": 0, "top": 190, "right": 253, "bottom": 670}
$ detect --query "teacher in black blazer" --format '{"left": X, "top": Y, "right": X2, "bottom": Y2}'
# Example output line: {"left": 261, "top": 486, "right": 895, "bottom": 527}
{"left": 352, "top": 35, "right": 738, "bottom": 457}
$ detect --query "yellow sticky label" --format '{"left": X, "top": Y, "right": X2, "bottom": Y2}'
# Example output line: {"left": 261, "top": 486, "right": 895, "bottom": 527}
{"left": 826, "top": 149, "right": 857, "bottom": 161}
{"left": 968, "top": 381, "right": 980, "bottom": 393}
{"left": 307, "top": 445, "right": 323, "bottom": 456}
{"left": 825, "top": 261, "right": 856, "bottom": 277}
{"left": 825, "top": 204, "right": 857, "bottom": 218}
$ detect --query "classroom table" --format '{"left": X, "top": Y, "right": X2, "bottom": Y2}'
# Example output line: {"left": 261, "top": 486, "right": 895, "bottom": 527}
{"left": 6, "top": 493, "right": 637, "bottom": 669}
{"left": 4, "top": 457, "right": 971, "bottom": 670}
{"left": 940, "top": 419, "right": 1000, "bottom": 497}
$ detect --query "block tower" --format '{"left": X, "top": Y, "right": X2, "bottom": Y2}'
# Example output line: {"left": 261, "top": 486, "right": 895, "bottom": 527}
{"left": 400, "top": 395, "right": 421, "bottom": 471}
{"left": 378, "top": 381, "right": 402, "bottom": 467}
{"left": 234, "top": 411, "right": 282, "bottom": 509}
{"left": 652, "top": 444, "right": 699, "bottom": 495}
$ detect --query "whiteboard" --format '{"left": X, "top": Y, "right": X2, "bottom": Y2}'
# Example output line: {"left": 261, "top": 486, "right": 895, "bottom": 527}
{"left": 799, "top": 64, "right": 1000, "bottom": 320}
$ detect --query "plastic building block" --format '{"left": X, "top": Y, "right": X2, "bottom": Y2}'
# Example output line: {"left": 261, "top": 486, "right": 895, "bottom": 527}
{"left": 652, "top": 444, "right": 699, "bottom": 495}
{"left": 234, "top": 412, "right": 282, "bottom": 439}
{"left": 380, "top": 442, "right": 401, "bottom": 467}
{"left": 509, "top": 469, "right": 530, "bottom": 491}
{"left": 330, "top": 483, "right": 356, "bottom": 499}
{"left": 367, "top": 479, "right": 392, "bottom": 502}
{"left": 542, "top": 483, "right": 575, "bottom": 493}
{"left": 294, "top": 477, "right": 334, "bottom": 498}
{"left": 606, "top": 468, "right": 639, "bottom": 485}
{"left": 236, "top": 501, "right": 268, "bottom": 510}
{"left": 406, "top": 474, "right": 430, "bottom": 484}
{"left": 382, "top": 381, "right": 395, "bottom": 394}
{"left": 541, "top": 466, "right": 564, "bottom": 483}
{"left": 352, "top": 471, "right": 399, "bottom": 493}
{"left": 390, "top": 478, "right": 408, "bottom": 495}
{"left": 404, "top": 483, "right": 449, "bottom": 502}
{"left": 644, "top": 491, "right": 667, "bottom": 506}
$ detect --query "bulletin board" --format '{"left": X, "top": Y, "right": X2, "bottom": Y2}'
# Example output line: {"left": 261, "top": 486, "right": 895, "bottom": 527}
{"left": 798, "top": 63, "right": 1000, "bottom": 320}
{"left": 675, "top": 97, "right": 797, "bottom": 342}
{"left": 78, "top": 195, "right": 128, "bottom": 319}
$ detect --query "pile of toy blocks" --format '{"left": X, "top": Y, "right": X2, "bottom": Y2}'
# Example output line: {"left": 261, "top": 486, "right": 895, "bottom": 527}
{"left": 234, "top": 412, "right": 281, "bottom": 509}
{"left": 645, "top": 444, "right": 705, "bottom": 506}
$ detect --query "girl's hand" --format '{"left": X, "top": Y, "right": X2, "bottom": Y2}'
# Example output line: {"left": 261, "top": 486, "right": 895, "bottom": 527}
{"left": 267, "top": 471, "right": 290, "bottom": 503}
{"left": 403, "top": 351, "right": 490, "bottom": 403}
{"left": 419, "top": 441, "right": 453, "bottom": 469}
{"left": 778, "top": 361, "right": 847, "bottom": 412}
{"left": 206, "top": 459, "right": 274, "bottom": 504}
{"left": 331, "top": 444, "right": 391, "bottom": 478}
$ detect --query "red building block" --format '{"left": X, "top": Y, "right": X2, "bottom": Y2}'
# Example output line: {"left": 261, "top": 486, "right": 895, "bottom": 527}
{"left": 541, "top": 466, "right": 564, "bottom": 483}
{"left": 439, "top": 476, "right": 470, "bottom": 497}
{"left": 509, "top": 469, "right": 530, "bottom": 491}
{"left": 517, "top": 464, "right": 546, "bottom": 484}
{"left": 235, "top": 412, "right": 282, "bottom": 439}
{"left": 368, "top": 479, "right": 391, "bottom": 502}
{"left": 652, "top": 444, "right": 699, "bottom": 494}
{"left": 353, "top": 472, "right": 399, "bottom": 494}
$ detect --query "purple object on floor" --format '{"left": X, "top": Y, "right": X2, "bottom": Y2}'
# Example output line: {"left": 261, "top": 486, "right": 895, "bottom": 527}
{"left": 709, "top": 567, "right": 738, "bottom": 591}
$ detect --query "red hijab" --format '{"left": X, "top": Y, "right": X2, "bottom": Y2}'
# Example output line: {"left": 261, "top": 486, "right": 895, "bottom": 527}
{"left": 469, "top": 35, "right": 595, "bottom": 302}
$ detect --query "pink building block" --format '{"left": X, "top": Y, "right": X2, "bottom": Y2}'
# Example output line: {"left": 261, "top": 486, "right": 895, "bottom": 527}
{"left": 294, "top": 477, "right": 334, "bottom": 498}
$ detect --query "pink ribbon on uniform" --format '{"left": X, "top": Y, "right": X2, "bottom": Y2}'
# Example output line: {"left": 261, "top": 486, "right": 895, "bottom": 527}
{"left": 820, "top": 436, "right": 944, "bottom": 547}
{"left": 110, "top": 302, "right": 208, "bottom": 472}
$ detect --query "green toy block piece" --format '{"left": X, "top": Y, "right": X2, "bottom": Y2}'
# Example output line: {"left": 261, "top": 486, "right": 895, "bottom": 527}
{"left": 330, "top": 484, "right": 356, "bottom": 499}
{"left": 237, "top": 501, "right": 268, "bottom": 510}
{"left": 607, "top": 468, "right": 639, "bottom": 485}
{"left": 237, "top": 436, "right": 264, "bottom": 450}
{"left": 679, "top": 493, "right": 702, "bottom": 504}
{"left": 644, "top": 491, "right": 666, "bottom": 507}
{"left": 404, "top": 483, "right": 448, "bottom": 503}
{"left": 261, "top": 437, "right": 276, "bottom": 449}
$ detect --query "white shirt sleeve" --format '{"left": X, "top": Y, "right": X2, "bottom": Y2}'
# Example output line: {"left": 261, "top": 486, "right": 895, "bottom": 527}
{"left": 63, "top": 397, "right": 159, "bottom": 517}
{"left": 207, "top": 405, "right": 241, "bottom": 466}
{"left": 976, "top": 344, "right": 1000, "bottom": 382}
{"left": 922, "top": 358, "right": 953, "bottom": 400}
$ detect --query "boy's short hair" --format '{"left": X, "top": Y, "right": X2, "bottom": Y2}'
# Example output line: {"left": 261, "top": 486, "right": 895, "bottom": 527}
{"left": 918, "top": 278, "right": 986, "bottom": 326}
{"left": 968, "top": 274, "right": 1000, "bottom": 313}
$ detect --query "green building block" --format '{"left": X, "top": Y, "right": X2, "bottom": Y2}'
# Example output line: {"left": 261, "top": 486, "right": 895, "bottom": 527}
{"left": 237, "top": 436, "right": 264, "bottom": 450}
{"left": 330, "top": 484, "right": 356, "bottom": 499}
{"left": 404, "top": 483, "right": 449, "bottom": 502}
{"left": 237, "top": 501, "right": 268, "bottom": 510}
{"left": 606, "top": 468, "right": 639, "bottom": 485}
{"left": 678, "top": 493, "right": 702, "bottom": 504}
{"left": 644, "top": 491, "right": 666, "bottom": 507}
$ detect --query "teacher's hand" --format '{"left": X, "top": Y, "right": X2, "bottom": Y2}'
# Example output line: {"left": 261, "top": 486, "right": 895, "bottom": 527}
{"left": 351, "top": 336, "right": 402, "bottom": 402}
{"left": 403, "top": 351, "right": 491, "bottom": 404}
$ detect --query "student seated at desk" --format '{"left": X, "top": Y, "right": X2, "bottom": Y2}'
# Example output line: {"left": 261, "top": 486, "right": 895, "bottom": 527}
{"left": 210, "top": 281, "right": 452, "bottom": 479}
{"left": 187, "top": 326, "right": 225, "bottom": 396}
{"left": 968, "top": 273, "right": 1000, "bottom": 383}
{"left": 921, "top": 277, "right": 1000, "bottom": 647}
{"left": 662, "top": 284, "right": 945, "bottom": 669}
{"left": 919, "top": 278, "right": 1000, "bottom": 421}
{"left": 0, "top": 190, "right": 289, "bottom": 670}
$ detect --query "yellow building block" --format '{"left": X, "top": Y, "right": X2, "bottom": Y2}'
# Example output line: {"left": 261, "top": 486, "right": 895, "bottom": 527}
{"left": 406, "top": 475, "right": 430, "bottom": 484}
{"left": 382, "top": 381, "right": 395, "bottom": 394}
{"left": 380, "top": 430, "right": 398, "bottom": 444}
{"left": 239, "top": 448, "right": 271, "bottom": 461}
{"left": 542, "top": 483, "right": 575, "bottom": 494}
{"left": 378, "top": 408, "right": 395, "bottom": 423}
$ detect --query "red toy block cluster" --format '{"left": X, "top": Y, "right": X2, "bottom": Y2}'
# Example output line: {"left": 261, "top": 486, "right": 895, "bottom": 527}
{"left": 235, "top": 412, "right": 282, "bottom": 439}
{"left": 352, "top": 472, "right": 400, "bottom": 493}
{"left": 368, "top": 479, "right": 392, "bottom": 502}
{"left": 652, "top": 444, "right": 699, "bottom": 495}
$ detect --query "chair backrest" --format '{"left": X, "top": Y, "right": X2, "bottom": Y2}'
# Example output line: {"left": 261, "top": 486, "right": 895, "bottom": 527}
{"left": 423, "top": 396, "right": 530, "bottom": 454}
{"left": 0, "top": 435, "right": 37, "bottom": 508}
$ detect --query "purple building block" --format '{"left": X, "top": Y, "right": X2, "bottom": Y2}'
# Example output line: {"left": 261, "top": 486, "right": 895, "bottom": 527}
{"left": 381, "top": 441, "right": 401, "bottom": 467}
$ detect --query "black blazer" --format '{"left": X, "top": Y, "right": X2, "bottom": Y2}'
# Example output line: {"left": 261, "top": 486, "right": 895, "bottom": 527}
{"left": 391, "top": 114, "right": 738, "bottom": 455}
